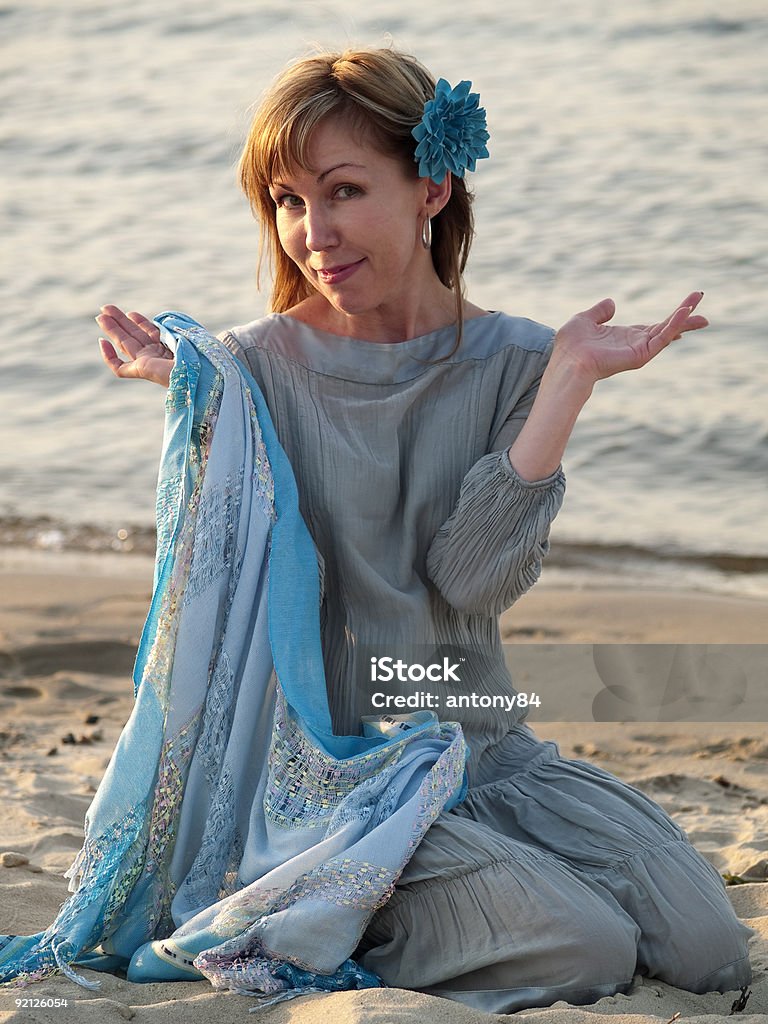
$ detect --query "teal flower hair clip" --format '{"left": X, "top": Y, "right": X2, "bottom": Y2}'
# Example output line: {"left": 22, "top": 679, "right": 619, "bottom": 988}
{"left": 412, "top": 78, "right": 490, "bottom": 184}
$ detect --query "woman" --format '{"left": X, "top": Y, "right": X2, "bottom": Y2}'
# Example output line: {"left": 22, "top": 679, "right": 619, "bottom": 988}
{"left": 94, "top": 48, "right": 752, "bottom": 1013}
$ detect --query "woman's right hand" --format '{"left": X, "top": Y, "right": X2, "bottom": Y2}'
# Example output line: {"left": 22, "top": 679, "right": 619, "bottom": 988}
{"left": 96, "top": 304, "right": 174, "bottom": 387}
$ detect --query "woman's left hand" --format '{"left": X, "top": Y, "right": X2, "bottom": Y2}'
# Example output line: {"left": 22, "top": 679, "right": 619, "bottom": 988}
{"left": 552, "top": 291, "right": 708, "bottom": 386}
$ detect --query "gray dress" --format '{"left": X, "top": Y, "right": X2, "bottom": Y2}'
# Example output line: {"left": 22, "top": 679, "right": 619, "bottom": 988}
{"left": 220, "top": 312, "right": 753, "bottom": 1014}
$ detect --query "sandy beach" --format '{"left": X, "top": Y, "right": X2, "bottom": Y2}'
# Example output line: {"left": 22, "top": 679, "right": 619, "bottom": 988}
{"left": 0, "top": 556, "right": 766, "bottom": 1022}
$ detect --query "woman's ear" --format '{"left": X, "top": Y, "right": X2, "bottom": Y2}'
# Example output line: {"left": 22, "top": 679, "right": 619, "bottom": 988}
{"left": 424, "top": 172, "right": 452, "bottom": 217}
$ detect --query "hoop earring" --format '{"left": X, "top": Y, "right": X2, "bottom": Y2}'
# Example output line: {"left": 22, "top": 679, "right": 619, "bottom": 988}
{"left": 421, "top": 216, "right": 432, "bottom": 249}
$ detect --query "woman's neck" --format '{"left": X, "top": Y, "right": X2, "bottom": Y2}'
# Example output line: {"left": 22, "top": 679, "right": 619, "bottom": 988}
{"left": 283, "top": 290, "right": 488, "bottom": 344}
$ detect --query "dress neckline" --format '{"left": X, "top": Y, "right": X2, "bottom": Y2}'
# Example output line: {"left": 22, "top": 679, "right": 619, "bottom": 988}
{"left": 228, "top": 311, "right": 555, "bottom": 386}
{"left": 247, "top": 311, "right": 512, "bottom": 385}
{"left": 275, "top": 310, "right": 495, "bottom": 349}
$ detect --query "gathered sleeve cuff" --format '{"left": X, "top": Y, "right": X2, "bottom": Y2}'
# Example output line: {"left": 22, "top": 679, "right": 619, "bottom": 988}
{"left": 425, "top": 449, "right": 566, "bottom": 616}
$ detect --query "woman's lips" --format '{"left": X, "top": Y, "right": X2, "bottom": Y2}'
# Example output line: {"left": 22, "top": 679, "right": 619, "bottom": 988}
{"left": 315, "top": 259, "right": 365, "bottom": 285}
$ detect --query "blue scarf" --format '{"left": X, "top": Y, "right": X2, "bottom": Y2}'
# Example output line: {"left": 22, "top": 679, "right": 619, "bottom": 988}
{"left": 0, "top": 313, "right": 468, "bottom": 1009}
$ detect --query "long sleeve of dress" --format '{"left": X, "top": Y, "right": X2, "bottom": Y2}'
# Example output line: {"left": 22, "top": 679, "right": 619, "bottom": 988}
{"left": 425, "top": 371, "right": 566, "bottom": 617}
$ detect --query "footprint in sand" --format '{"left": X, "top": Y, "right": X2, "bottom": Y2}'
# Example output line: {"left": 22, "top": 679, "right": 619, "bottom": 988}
{"left": 1, "top": 684, "right": 43, "bottom": 699}
{"left": 4, "top": 640, "right": 135, "bottom": 679}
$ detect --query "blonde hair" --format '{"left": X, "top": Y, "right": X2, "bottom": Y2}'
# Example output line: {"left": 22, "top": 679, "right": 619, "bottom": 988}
{"left": 238, "top": 47, "right": 476, "bottom": 351}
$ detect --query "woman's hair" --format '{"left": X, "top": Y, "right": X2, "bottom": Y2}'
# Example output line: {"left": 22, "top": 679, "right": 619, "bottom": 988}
{"left": 238, "top": 47, "right": 476, "bottom": 352}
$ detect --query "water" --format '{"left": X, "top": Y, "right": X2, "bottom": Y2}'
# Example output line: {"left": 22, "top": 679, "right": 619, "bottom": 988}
{"left": 1, "top": 0, "right": 766, "bottom": 593}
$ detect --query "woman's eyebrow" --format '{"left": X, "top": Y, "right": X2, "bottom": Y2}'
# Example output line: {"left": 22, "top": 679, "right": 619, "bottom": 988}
{"left": 316, "top": 162, "right": 366, "bottom": 183}
{"left": 270, "top": 162, "right": 366, "bottom": 191}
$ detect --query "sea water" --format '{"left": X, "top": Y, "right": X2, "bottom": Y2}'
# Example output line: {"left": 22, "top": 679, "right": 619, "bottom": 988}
{"left": 1, "top": 0, "right": 766, "bottom": 594}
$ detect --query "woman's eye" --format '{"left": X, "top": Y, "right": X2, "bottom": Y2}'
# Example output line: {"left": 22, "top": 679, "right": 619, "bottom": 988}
{"left": 275, "top": 193, "right": 303, "bottom": 209}
{"left": 335, "top": 185, "right": 360, "bottom": 199}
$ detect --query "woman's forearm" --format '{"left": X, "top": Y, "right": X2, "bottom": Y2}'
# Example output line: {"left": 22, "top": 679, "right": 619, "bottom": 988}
{"left": 507, "top": 355, "right": 594, "bottom": 482}
{"left": 508, "top": 292, "right": 707, "bottom": 482}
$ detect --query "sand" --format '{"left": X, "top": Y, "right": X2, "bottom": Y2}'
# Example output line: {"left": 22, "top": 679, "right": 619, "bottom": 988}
{"left": 0, "top": 555, "right": 766, "bottom": 1022}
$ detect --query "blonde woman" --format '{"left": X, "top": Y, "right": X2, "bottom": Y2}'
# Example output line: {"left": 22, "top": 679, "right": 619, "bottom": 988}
{"left": 91, "top": 48, "right": 751, "bottom": 1013}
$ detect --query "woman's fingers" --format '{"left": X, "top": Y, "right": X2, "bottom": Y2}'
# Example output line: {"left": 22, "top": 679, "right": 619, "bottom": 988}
{"left": 97, "top": 305, "right": 161, "bottom": 358}
{"left": 581, "top": 297, "right": 616, "bottom": 325}
{"left": 681, "top": 290, "right": 704, "bottom": 311}
{"left": 99, "top": 337, "right": 135, "bottom": 378}
{"left": 98, "top": 337, "right": 118, "bottom": 372}
{"left": 667, "top": 291, "right": 704, "bottom": 330}
{"left": 126, "top": 310, "right": 161, "bottom": 343}
{"left": 665, "top": 304, "right": 694, "bottom": 335}
{"left": 647, "top": 292, "right": 707, "bottom": 344}
{"left": 96, "top": 308, "right": 141, "bottom": 359}
{"left": 96, "top": 304, "right": 173, "bottom": 382}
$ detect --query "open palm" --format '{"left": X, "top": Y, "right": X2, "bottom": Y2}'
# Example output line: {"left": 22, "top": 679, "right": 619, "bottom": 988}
{"left": 555, "top": 291, "right": 708, "bottom": 384}
{"left": 96, "top": 305, "right": 174, "bottom": 387}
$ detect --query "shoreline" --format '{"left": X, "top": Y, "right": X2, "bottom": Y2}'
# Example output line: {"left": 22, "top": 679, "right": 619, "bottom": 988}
{"left": 3, "top": 540, "right": 768, "bottom": 600}
{"left": 3, "top": 512, "right": 768, "bottom": 601}
{"left": 0, "top": 553, "right": 766, "bottom": 639}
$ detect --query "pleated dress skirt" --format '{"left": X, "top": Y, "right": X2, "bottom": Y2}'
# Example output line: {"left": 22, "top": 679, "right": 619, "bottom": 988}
{"left": 355, "top": 722, "right": 754, "bottom": 1014}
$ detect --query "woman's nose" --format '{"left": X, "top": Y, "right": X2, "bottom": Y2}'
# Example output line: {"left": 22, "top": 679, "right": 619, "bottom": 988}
{"left": 304, "top": 204, "right": 338, "bottom": 252}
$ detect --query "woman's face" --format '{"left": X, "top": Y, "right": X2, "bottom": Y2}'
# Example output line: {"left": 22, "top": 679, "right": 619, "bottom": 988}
{"left": 268, "top": 117, "right": 443, "bottom": 328}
